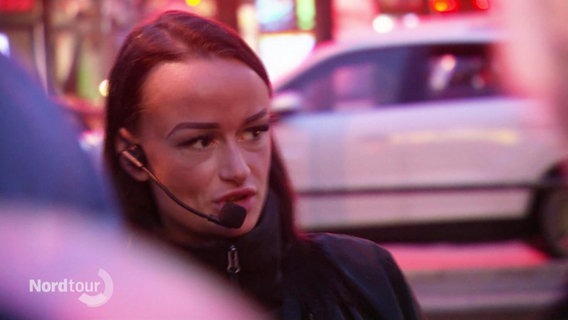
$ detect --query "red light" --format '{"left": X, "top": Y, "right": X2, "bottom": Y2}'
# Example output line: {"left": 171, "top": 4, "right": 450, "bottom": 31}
{"left": 429, "top": 0, "right": 459, "bottom": 13}
{"left": 473, "top": 0, "right": 490, "bottom": 10}
{"left": 0, "top": 0, "right": 34, "bottom": 12}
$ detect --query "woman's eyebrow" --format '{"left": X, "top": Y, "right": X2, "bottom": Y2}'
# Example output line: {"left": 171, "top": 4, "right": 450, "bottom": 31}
{"left": 167, "top": 122, "right": 219, "bottom": 138}
{"left": 244, "top": 109, "right": 268, "bottom": 124}
{"left": 167, "top": 109, "right": 268, "bottom": 138}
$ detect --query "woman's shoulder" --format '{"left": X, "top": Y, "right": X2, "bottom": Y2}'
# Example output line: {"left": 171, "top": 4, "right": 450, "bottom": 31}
{"left": 303, "top": 232, "right": 398, "bottom": 269}
{"left": 293, "top": 233, "right": 424, "bottom": 319}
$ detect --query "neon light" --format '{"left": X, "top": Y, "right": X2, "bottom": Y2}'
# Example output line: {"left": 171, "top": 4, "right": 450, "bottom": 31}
{"left": 296, "top": 0, "right": 315, "bottom": 30}
{"left": 372, "top": 15, "right": 395, "bottom": 34}
{"left": 429, "top": 0, "right": 459, "bottom": 13}
{"left": 473, "top": 0, "right": 490, "bottom": 10}
{"left": 0, "top": 33, "right": 9, "bottom": 56}
{"left": 185, "top": 0, "right": 201, "bottom": 7}
{"left": 258, "top": 32, "right": 315, "bottom": 81}
{"left": 0, "top": 0, "right": 34, "bottom": 12}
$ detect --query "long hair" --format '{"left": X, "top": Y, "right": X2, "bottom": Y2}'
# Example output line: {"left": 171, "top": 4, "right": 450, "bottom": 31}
{"left": 103, "top": 10, "right": 297, "bottom": 243}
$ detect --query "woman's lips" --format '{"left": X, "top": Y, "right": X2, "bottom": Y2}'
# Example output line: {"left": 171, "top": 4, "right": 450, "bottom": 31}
{"left": 215, "top": 188, "right": 256, "bottom": 212}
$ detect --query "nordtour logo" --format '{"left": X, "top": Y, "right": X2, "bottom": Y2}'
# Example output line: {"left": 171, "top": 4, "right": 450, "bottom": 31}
{"left": 29, "top": 268, "right": 113, "bottom": 307}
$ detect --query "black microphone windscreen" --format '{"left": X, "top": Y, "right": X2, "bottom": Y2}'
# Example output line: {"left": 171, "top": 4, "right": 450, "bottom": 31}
{"left": 218, "top": 202, "right": 246, "bottom": 229}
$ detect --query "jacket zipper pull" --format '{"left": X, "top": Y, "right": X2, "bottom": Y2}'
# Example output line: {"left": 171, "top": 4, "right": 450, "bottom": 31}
{"left": 226, "top": 244, "right": 241, "bottom": 279}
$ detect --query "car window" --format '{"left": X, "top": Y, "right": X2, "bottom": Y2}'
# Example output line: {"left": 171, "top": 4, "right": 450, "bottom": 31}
{"left": 279, "top": 42, "right": 502, "bottom": 114}
{"left": 332, "top": 62, "right": 376, "bottom": 111}
{"left": 281, "top": 48, "right": 410, "bottom": 113}
{"left": 425, "top": 44, "right": 501, "bottom": 101}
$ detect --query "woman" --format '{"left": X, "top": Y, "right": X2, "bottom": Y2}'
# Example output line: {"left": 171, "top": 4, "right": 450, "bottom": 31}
{"left": 104, "top": 10, "right": 424, "bottom": 319}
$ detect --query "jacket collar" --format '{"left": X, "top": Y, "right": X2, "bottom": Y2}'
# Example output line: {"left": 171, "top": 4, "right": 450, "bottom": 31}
{"left": 177, "top": 191, "right": 284, "bottom": 308}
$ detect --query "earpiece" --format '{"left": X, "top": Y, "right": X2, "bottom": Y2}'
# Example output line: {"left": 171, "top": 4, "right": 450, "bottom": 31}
{"left": 120, "top": 144, "right": 147, "bottom": 169}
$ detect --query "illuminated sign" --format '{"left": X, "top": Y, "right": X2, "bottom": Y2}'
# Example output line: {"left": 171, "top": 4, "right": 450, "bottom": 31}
{"left": 429, "top": 0, "right": 490, "bottom": 13}
{"left": 0, "top": 32, "right": 8, "bottom": 56}
{"left": 0, "top": 0, "right": 35, "bottom": 12}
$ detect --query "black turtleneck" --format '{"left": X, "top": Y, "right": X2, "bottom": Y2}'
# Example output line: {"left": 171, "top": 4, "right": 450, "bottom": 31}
{"left": 175, "top": 191, "right": 285, "bottom": 311}
{"left": 163, "top": 191, "right": 426, "bottom": 319}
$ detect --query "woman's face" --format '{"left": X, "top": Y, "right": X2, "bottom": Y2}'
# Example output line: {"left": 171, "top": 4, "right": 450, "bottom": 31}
{"left": 129, "top": 57, "right": 272, "bottom": 244}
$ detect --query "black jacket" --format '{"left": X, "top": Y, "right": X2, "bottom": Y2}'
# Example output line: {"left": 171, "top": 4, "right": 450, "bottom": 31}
{"left": 181, "top": 192, "right": 424, "bottom": 319}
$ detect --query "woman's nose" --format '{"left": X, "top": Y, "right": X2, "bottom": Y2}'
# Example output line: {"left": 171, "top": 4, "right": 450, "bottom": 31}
{"left": 218, "top": 142, "right": 251, "bottom": 185}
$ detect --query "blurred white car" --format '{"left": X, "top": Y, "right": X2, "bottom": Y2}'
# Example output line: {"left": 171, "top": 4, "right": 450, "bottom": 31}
{"left": 271, "top": 15, "right": 568, "bottom": 256}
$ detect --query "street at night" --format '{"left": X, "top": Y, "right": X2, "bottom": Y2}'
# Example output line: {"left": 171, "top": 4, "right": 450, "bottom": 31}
{"left": 2, "top": 0, "right": 568, "bottom": 319}
{"left": 387, "top": 241, "right": 568, "bottom": 319}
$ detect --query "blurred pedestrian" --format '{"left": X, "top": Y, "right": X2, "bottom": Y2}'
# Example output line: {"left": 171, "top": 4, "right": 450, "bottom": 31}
{"left": 104, "top": 10, "right": 424, "bottom": 319}
{"left": 492, "top": 0, "right": 568, "bottom": 135}
{"left": 0, "top": 54, "right": 116, "bottom": 218}
{"left": 492, "top": 1, "right": 568, "bottom": 317}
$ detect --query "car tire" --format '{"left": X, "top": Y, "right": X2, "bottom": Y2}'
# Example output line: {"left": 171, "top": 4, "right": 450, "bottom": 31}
{"left": 539, "top": 187, "right": 568, "bottom": 257}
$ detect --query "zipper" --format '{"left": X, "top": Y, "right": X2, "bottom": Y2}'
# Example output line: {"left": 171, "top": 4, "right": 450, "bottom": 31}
{"left": 226, "top": 244, "right": 241, "bottom": 283}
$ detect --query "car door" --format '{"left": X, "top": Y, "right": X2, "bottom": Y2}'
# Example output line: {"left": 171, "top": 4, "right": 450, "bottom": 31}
{"left": 273, "top": 47, "right": 414, "bottom": 229}
{"left": 396, "top": 43, "right": 560, "bottom": 223}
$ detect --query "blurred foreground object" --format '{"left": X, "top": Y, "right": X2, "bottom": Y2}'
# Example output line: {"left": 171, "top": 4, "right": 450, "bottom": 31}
{"left": 493, "top": 0, "right": 568, "bottom": 256}
{"left": 492, "top": 1, "right": 568, "bottom": 312}
{"left": 492, "top": 0, "right": 568, "bottom": 117}
{"left": 0, "top": 54, "right": 115, "bottom": 218}
{"left": 0, "top": 205, "right": 268, "bottom": 319}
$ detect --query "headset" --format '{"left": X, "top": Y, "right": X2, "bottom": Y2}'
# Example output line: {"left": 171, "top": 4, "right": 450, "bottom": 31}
{"left": 119, "top": 144, "right": 246, "bottom": 229}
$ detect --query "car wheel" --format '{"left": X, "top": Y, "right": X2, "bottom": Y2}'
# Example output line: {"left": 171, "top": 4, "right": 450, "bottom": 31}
{"left": 539, "top": 187, "right": 568, "bottom": 257}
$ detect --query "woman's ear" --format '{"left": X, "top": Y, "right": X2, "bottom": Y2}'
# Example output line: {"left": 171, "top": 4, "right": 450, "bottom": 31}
{"left": 116, "top": 128, "right": 150, "bottom": 182}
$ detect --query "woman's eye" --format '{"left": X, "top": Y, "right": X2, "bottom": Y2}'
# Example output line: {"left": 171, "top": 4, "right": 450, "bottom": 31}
{"left": 242, "top": 124, "right": 270, "bottom": 142}
{"left": 179, "top": 135, "right": 216, "bottom": 150}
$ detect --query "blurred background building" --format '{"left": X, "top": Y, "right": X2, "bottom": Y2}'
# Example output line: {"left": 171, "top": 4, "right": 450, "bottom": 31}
{"left": 0, "top": 0, "right": 491, "bottom": 132}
